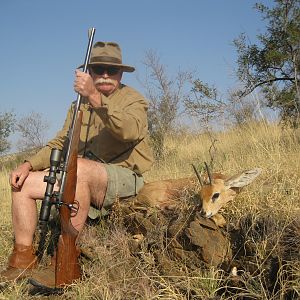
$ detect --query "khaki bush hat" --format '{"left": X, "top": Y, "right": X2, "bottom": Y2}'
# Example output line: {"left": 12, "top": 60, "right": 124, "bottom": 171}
{"left": 80, "top": 41, "right": 135, "bottom": 72}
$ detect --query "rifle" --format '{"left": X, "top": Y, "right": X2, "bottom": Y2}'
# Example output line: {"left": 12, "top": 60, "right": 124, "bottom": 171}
{"left": 35, "top": 27, "right": 96, "bottom": 290}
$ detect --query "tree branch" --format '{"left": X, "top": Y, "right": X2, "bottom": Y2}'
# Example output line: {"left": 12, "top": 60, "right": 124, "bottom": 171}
{"left": 241, "top": 76, "right": 296, "bottom": 97}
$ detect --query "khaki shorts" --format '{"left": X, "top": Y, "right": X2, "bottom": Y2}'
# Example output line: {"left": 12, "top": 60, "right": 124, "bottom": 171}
{"left": 88, "top": 164, "right": 144, "bottom": 219}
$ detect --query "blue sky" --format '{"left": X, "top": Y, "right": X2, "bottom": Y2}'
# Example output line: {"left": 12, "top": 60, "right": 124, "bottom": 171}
{"left": 1, "top": 0, "right": 273, "bottom": 143}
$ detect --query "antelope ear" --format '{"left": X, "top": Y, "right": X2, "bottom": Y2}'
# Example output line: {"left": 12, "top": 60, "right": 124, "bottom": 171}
{"left": 225, "top": 168, "right": 262, "bottom": 188}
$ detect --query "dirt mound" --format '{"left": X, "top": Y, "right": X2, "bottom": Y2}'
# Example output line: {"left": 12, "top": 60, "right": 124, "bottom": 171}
{"left": 113, "top": 196, "right": 232, "bottom": 269}
{"left": 107, "top": 198, "right": 300, "bottom": 299}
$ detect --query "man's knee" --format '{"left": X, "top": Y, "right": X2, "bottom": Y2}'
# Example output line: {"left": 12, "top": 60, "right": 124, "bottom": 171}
{"left": 12, "top": 171, "right": 47, "bottom": 199}
{"left": 77, "top": 158, "right": 107, "bottom": 184}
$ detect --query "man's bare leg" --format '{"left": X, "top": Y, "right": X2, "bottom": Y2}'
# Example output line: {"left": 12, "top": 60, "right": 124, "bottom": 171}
{"left": 12, "top": 171, "right": 49, "bottom": 246}
{"left": 1, "top": 158, "right": 107, "bottom": 283}
{"left": 12, "top": 158, "right": 107, "bottom": 246}
{"left": 70, "top": 158, "right": 108, "bottom": 231}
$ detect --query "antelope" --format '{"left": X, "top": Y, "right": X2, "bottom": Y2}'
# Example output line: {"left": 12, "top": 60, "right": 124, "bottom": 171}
{"left": 194, "top": 163, "right": 262, "bottom": 217}
{"left": 134, "top": 163, "right": 262, "bottom": 226}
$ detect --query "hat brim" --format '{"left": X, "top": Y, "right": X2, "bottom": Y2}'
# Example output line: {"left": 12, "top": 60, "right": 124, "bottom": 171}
{"left": 78, "top": 61, "right": 135, "bottom": 73}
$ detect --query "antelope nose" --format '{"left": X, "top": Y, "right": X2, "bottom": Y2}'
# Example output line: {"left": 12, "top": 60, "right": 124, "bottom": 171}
{"left": 200, "top": 208, "right": 212, "bottom": 218}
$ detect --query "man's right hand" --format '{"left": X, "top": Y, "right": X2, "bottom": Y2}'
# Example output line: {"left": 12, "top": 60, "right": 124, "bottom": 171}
{"left": 10, "top": 161, "right": 32, "bottom": 190}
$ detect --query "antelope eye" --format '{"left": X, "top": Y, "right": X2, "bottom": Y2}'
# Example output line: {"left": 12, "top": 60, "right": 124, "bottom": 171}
{"left": 212, "top": 192, "right": 220, "bottom": 202}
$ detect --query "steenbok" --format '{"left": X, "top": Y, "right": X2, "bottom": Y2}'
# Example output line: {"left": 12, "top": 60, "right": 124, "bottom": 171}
{"left": 135, "top": 163, "right": 262, "bottom": 226}
{"left": 193, "top": 164, "right": 262, "bottom": 217}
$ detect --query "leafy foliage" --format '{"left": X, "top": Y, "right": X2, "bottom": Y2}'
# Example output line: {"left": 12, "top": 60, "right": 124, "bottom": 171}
{"left": 184, "top": 79, "right": 227, "bottom": 127}
{"left": 185, "top": 80, "right": 260, "bottom": 128}
{"left": 234, "top": 0, "right": 300, "bottom": 126}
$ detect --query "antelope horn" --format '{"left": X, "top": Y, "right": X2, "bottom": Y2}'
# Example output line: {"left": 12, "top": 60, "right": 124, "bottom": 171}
{"left": 204, "top": 162, "right": 213, "bottom": 185}
{"left": 192, "top": 164, "right": 203, "bottom": 186}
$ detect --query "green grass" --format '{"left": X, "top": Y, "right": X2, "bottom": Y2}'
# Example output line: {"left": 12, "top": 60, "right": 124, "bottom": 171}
{"left": 0, "top": 121, "right": 299, "bottom": 299}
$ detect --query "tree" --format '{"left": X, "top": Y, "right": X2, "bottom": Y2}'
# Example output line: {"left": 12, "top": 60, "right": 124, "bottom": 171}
{"left": 16, "top": 111, "right": 50, "bottom": 152}
{"left": 234, "top": 0, "right": 300, "bottom": 126}
{"left": 184, "top": 79, "right": 227, "bottom": 128}
{"left": 227, "top": 89, "right": 261, "bottom": 126}
{"left": 141, "top": 50, "right": 193, "bottom": 158}
{"left": 185, "top": 80, "right": 262, "bottom": 128}
{"left": 0, "top": 112, "right": 15, "bottom": 154}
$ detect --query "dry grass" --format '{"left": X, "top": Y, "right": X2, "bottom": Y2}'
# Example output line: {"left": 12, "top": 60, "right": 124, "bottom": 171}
{"left": 0, "top": 121, "right": 299, "bottom": 299}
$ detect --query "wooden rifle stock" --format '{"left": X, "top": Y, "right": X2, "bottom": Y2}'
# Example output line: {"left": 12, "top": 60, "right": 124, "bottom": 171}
{"left": 55, "top": 110, "right": 82, "bottom": 286}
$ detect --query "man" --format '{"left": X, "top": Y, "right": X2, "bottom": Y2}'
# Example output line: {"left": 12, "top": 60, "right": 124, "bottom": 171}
{"left": 1, "top": 41, "right": 154, "bottom": 283}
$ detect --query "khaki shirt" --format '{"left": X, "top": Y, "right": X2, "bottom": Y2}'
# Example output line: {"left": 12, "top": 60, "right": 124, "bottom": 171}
{"left": 27, "top": 84, "right": 154, "bottom": 175}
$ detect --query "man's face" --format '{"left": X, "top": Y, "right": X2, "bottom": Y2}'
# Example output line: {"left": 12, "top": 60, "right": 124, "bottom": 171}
{"left": 89, "top": 65, "right": 122, "bottom": 96}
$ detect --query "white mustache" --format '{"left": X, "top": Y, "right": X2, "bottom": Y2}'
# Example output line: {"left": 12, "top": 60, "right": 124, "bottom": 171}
{"left": 94, "top": 78, "right": 115, "bottom": 85}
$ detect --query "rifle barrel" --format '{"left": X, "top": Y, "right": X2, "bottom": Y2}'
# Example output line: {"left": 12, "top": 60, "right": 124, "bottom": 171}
{"left": 62, "top": 27, "right": 96, "bottom": 183}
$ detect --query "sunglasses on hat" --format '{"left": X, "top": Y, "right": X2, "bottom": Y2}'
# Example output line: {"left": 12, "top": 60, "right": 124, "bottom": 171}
{"left": 89, "top": 65, "right": 120, "bottom": 76}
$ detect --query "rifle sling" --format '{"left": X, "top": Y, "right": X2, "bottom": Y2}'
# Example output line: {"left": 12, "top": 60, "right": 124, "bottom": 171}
{"left": 82, "top": 107, "right": 144, "bottom": 164}
{"left": 84, "top": 138, "right": 143, "bottom": 164}
{"left": 82, "top": 106, "right": 93, "bottom": 158}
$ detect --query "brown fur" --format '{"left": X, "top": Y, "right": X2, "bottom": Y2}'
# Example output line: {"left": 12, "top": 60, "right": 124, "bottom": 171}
{"left": 134, "top": 168, "right": 261, "bottom": 226}
{"left": 135, "top": 173, "right": 226, "bottom": 211}
{"left": 135, "top": 177, "right": 197, "bottom": 210}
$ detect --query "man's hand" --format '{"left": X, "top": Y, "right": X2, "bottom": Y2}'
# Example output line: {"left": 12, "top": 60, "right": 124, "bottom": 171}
{"left": 74, "top": 70, "right": 102, "bottom": 107}
{"left": 10, "top": 161, "right": 32, "bottom": 190}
